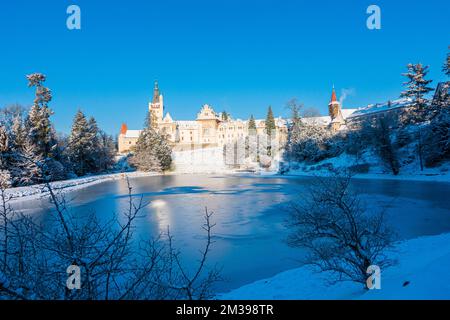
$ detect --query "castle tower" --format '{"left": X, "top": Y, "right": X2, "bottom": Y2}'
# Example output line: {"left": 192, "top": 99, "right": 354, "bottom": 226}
{"left": 149, "top": 81, "right": 164, "bottom": 123}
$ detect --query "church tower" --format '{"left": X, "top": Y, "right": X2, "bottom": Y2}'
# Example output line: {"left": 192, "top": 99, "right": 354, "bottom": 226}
{"left": 149, "top": 81, "right": 164, "bottom": 123}
{"left": 328, "top": 86, "right": 344, "bottom": 131}
{"left": 328, "top": 86, "right": 340, "bottom": 119}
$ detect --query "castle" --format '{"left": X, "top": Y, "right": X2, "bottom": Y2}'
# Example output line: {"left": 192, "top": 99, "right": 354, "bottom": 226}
{"left": 118, "top": 82, "right": 355, "bottom": 154}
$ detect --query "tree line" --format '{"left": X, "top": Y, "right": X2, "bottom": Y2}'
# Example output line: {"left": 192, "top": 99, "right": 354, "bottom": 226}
{"left": 0, "top": 74, "right": 116, "bottom": 187}
{"left": 283, "top": 46, "right": 450, "bottom": 175}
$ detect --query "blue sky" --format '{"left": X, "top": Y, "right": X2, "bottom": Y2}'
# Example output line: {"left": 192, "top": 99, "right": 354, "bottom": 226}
{"left": 0, "top": 0, "right": 449, "bottom": 135}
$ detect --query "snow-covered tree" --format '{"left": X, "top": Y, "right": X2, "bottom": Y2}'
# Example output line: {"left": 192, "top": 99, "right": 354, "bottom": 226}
{"left": 129, "top": 112, "right": 172, "bottom": 172}
{"left": 285, "top": 122, "right": 336, "bottom": 163}
{"left": 16, "top": 139, "right": 44, "bottom": 185}
{"left": 95, "top": 131, "right": 116, "bottom": 172}
{"left": 11, "top": 115, "right": 26, "bottom": 151}
{"left": 424, "top": 107, "right": 450, "bottom": 166}
{"left": 25, "top": 74, "right": 58, "bottom": 159}
{"left": 0, "top": 126, "right": 8, "bottom": 154}
{"left": 0, "top": 104, "right": 26, "bottom": 133}
{"left": 400, "top": 63, "right": 434, "bottom": 124}
{"left": 66, "top": 111, "right": 113, "bottom": 176}
{"left": 265, "top": 106, "right": 276, "bottom": 136}
{"left": 67, "top": 110, "right": 91, "bottom": 176}
{"left": 363, "top": 116, "right": 400, "bottom": 175}
{"left": 285, "top": 101, "right": 302, "bottom": 161}
{"left": 443, "top": 46, "right": 450, "bottom": 77}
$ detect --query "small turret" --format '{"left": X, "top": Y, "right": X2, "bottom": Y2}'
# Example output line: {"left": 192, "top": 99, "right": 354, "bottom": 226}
{"left": 120, "top": 123, "right": 128, "bottom": 135}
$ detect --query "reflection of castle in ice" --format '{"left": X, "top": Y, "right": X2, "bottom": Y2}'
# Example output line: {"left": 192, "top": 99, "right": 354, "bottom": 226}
{"left": 118, "top": 82, "right": 416, "bottom": 154}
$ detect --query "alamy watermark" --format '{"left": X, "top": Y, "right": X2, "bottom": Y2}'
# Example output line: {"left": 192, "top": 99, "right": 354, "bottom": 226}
{"left": 366, "top": 265, "right": 381, "bottom": 290}
{"left": 367, "top": 5, "right": 381, "bottom": 30}
{"left": 66, "top": 5, "right": 81, "bottom": 30}
{"left": 66, "top": 265, "right": 81, "bottom": 290}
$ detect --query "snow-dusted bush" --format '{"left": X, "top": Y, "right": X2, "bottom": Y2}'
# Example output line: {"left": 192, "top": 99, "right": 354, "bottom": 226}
{"left": 285, "top": 123, "right": 337, "bottom": 163}
{"left": 287, "top": 172, "right": 395, "bottom": 287}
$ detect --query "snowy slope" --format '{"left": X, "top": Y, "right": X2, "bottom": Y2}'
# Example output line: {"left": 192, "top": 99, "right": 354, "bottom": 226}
{"left": 219, "top": 233, "right": 450, "bottom": 300}
{"left": 283, "top": 151, "right": 450, "bottom": 183}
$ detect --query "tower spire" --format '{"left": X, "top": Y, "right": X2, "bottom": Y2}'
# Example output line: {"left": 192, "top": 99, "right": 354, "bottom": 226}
{"left": 152, "top": 80, "right": 160, "bottom": 103}
{"left": 331, "top": 85, "right": 337, "bottom": 103}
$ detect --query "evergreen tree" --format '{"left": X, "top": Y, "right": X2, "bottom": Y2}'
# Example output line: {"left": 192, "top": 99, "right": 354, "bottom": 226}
{"left": 11, "top": 115, "right": 25, "bottom": 151}
{"left": 67, "top": 110, "right": 91, "bottom": 176}
{"left": 25, "top": 73, "right": 57, "bottom": 158}
{"left": 17, "top": 138, "right": 44, "bottom": 186}
{"left": 265, "top": 106, "right": 276, "bottom": 136}
{"left": 221, "top": 111, "right": 229, "bottom": 121}
{"left": 400, "top": 63, "right": 434, "bottom": 124}
{"left": 248, "top": 115, "right": 256, "bottom": 130}
{"left": 285, "top": 103, "right": 303, "bottom": 161}
{"left": 86, "top": 116, "right": 101, "bottom": 172}
{"left": 265, "top": 106, "right": 276, "bottom": 156}
{"left": 130, "top": 111, "right": 172, "bottom": 172}
{"left": 443, "top": 46, "right": 450, "bottom": 77}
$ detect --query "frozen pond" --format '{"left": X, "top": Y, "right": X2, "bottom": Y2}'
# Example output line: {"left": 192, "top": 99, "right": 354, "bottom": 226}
{"left": 12, "top": 174, "right": 450, "bottom": 293}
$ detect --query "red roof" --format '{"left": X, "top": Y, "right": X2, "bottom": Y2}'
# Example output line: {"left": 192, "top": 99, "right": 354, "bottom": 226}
{"left": 331, "top": 88, "right": 337, "bottom": 103}
{"left": 120, "top": 123, "right": 128, "bottom": 134}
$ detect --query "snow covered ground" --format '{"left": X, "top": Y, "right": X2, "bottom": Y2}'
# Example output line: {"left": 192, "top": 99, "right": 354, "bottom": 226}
{"left": 283, "top": 152, "right": 450, "bottom": 183}
{"left": 219, "top": 232, "right": 450, "bottom": 300}
{"left": 5, "top": 171, "right": 159, "bottom": 202}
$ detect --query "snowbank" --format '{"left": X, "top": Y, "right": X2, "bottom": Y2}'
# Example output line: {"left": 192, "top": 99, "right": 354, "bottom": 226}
{"left": 5, "top": 171, "right": 160, "bottom": 202}
{"left": 219, "top": 232, "right": 450, "bottom": 300}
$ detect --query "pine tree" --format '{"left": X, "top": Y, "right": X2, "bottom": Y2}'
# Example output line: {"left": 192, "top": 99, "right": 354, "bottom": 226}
{"left": 265, "top": 106, "right": 276, "bottom": 156}
{"left": 443, "top": 46, "right": 450, "bottom": 77}
{"left": 400, "top": 63, "right": 434, "bottom": 124}
{"left": 67, "top": 110, "right": 91, "bottom": 176}
{"left": 16, "top": 138, "right": 44, "bottom": 186}
{"left": 86, "top": 116, "right": 101, "bottom": 172}
{"left": 130, "top": 111, "right": 172, "bottom": 172}
{"left": 25, "top": 73, "right": 58, "bottom": 158}
{"left": 265, "top": 106, "right": 276, "bottom": 136}
{"left": 11, "top": 115, "right": 25, "bottom": 151}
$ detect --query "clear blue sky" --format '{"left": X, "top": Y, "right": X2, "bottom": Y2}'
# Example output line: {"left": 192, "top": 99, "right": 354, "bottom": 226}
{"left": 0, "top": 0, "right": 449, "bottom": 135}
